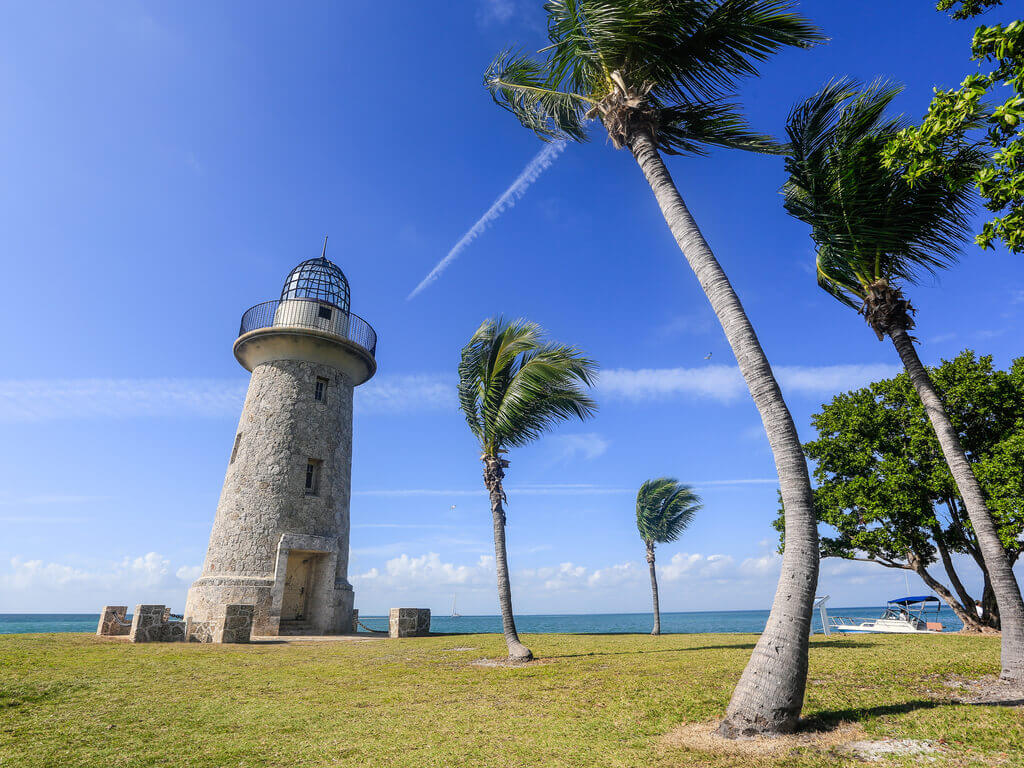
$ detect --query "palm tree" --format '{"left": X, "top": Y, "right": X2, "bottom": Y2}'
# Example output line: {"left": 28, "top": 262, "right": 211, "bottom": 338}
{"left": 636, "top": 478, "right": 702, "bottom": 635}
{"left": 458, "top": 317, "right": 598, "bottom": 661}
{"left": 783, "top": 79, "right": 1024, "bottom": 681}
{"left": 485, "top": 0, "right": 825, "bottom": 735}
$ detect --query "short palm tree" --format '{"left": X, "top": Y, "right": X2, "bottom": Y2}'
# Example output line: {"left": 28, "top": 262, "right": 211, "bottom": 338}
{"left": 636, "top": 478, "right": 701, "bottom": 635}
{"left": 486, "top": 0, "right": 825, "bottom": 735}
{"left": 783, "top": 79, "right": 1024, "bottom": 681}
{"left": 458, "top": 317, "right": 598, "bottom": 661}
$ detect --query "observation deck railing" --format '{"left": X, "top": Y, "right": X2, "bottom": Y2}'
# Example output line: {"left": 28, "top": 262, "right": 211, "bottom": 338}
{"left": 238, "top": 298, "right": 377, "bottom": 357}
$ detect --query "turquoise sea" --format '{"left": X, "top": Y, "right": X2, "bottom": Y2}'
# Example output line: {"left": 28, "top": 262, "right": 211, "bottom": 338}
{"left": 0, "top": 606, "right": 965, "bottom": 635}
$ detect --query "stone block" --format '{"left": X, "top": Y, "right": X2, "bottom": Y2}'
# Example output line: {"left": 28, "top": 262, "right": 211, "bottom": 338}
{"left": 389, "top": 608, "right": 430, "bottom": 638}
{"left": 129, "top": 605, "right": 166, "bottom": 643}
{"left": 210, "top": 604, "right": 254, "bottom": 644}
{"left": 96, "top": 606, "right": 130, "bottom": 637}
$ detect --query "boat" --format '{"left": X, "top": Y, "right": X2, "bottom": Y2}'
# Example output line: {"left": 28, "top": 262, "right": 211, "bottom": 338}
{"left": 450, "top": 594, "right": 461, "bottom": 618}
{"left": 828, "top": 595, "right": 944, "bottom": 634}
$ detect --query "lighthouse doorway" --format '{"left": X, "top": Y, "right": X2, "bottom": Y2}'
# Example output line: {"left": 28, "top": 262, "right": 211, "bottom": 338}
{"left": 282, "top": 552, "right": 317, "bottom": 621}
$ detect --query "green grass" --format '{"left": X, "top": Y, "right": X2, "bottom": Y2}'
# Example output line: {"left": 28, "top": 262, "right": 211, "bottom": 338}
{"left": 0, "top": 632, "right": 1018, "bottom": 767}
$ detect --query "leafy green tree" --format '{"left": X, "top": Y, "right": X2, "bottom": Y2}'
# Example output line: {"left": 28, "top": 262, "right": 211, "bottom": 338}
{"left": 458, "top": 317, "right": 597, "bottom": 661}
{"left": 884, "top": 2, "right": 1022, "bottom": 252}
{"left": 484, "top": 0, "right": 825, "bottom": 736}
{"left": 636, "top": 478, "right": 702, "bottom": 635}
{"left": 783, "top": 82, "right": 1024, "bottom": 680}
{"left": 775, "top": 352, "right": 1024, "bottom": 632}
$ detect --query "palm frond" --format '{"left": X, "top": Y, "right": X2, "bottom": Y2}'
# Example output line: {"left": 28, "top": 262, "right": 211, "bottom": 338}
{"left": 487, "top": 0, "right": 822, "bottom": 156}
{"left": 659, "top": 99, "right": 782, "bottom": 155}
{"left": 484, "top": 49, "right": 592, "bottom": 142}
{"left": 636, "top": 477, "right": 702, "bottom": 545}
{"left": 783, "top": 79, "right": 982, "bottom": 305}
{"left": 458, "top": 317, "right": 599, "bottom": 454}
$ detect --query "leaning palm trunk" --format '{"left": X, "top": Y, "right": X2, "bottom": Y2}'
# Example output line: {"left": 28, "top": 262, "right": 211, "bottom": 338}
{"left": 647, "top": 543, "right": 661, "bottom": 636}
{"left": 888, "top": 327, "right": 1024, "bottom": 679}
{"left": 483, "top": 454, "right": 533, "bottom": 661}
{"left": 630, "top": 130, "right": 819, "bottom": 735}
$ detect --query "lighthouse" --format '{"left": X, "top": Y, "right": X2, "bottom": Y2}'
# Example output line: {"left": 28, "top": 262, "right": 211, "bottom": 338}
{"left": 185, "top": 240, "right": 376, "bottom": 636}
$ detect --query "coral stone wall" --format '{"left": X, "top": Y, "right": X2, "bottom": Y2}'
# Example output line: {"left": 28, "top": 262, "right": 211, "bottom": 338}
{"left": 186, "top": 358, "right": 355, "bottom": 635}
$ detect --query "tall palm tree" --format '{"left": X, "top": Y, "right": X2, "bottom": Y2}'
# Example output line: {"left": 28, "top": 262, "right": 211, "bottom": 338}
{"left": 485, "top": 0, "right": 825, "bottom": 735}
{"left": 783, "top": 79, "right": 1024, "bottom": 681}
{"left": 636, "top": 477, "right": 702, "bottom": 635}
{"left": 458, "top": 317, "right": 598, "bottom": 661}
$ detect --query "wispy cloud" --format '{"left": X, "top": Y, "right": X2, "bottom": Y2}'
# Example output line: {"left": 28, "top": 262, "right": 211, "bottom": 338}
{"left": 0, "top": 375, "right": 455, "bottom": 423}
{"left": 549, "top": 432, "right": 610, "bottom": 462}
{"left": 599, "top": 363, "right": 902, "bottom": 403}
{"left": 0, "top": 378, "right": 247, "bottom": 423}
{"left": 407, "top": 140, "right": 568, "bottom": 300}
{"left": 359, "top": 374, "right": 455, "bottom": 414}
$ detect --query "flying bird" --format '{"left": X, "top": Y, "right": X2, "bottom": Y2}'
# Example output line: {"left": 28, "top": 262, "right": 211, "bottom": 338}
{"left": 703, "top": 352, "right": 713, "bottom": 360}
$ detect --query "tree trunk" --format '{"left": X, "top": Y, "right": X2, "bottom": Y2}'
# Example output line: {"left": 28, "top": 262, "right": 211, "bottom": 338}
{"left": 889, "top": 328, "right": 1024, "bottom": 678}
{"left": 629, "top": 131, "right": 819, "bottom": 736}
{"left": 908, "top": 550, "right": 981, "bottom": 631}
{"left": 933, "top": 529, "right": 983, "bottom": 630}
{"left": 482, "top": 454, "right": 532, "bottom": 661}
{"left": 647, "top": 543, "right": 661, "bottom": 636}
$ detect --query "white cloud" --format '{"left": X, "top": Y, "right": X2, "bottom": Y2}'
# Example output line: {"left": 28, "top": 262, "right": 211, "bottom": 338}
{"left": 0, "top": 379, "right": 247, "bottom": 423}
{"left": 354, "top": 552, "right": 495, "bottom": 589}
{"left": 0, "top": 375, "right": 455, "bottom": 423}
{"left": 0, "top": 552, "right": 200, "bottom": 611}
{"left": 357, "top": 374, "right": 455, "bottom": 414}
{"left": 477, "top": 0, "right": 515, "bottom": 23}
{"left": 549, "top": 432, "right": 610, "bottom": 462}
{"left": 599, "top": 363, "right": 902, "bottom": 403}
{"left": 0, "top": 363, "right": 903, "bottom": 424}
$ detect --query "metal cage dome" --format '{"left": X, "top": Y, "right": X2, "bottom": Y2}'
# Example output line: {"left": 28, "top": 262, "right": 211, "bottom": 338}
{"left": 280, "top": 239, "right": 350, "bottom": 313}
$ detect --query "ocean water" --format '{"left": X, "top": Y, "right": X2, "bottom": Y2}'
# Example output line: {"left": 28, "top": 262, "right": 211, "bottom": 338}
{"left": 0, "top": 606, "right": 964, "bottom": 635}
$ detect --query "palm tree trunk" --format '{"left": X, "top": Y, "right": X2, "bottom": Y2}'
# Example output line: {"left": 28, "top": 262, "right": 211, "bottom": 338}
{"left": 647, "top": 543, "right": 661, "bottom": 636}
{"left": 889, "top": 327, "right": 1024, "bottom": 678}
{"left": 629, "top": 130, "right": 819, "bottom": 736}
{"left": 483, "top": 454, "right": 532, "bottom": 661}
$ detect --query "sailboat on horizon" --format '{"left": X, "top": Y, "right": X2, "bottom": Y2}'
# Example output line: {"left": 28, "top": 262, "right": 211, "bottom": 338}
{"left": 450, "top": 594, "right": 461, "bottom": 618}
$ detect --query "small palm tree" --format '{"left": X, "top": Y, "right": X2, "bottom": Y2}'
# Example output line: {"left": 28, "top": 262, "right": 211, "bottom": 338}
{"left": 783, "top": 79, "right": 1024, "bottom": 681}
{"left": 636, "top": 478, "right": 701, "bottom": 635}
{"left": 485, "top": 0, "right": 825, "bottom": 735}
{"left": 458, "top": 317, "right": 598, "bottom": 661}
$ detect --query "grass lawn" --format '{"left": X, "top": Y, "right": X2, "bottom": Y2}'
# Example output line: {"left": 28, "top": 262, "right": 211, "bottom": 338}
{"left": 0, "top": 631, "right": 1019, "bottom": 767}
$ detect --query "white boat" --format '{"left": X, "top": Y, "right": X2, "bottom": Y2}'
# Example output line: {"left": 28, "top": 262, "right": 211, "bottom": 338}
{"left": 450, "top": 594, "right": 461, "bottom": 618}
{"left": 829, "top": 596, "right": 944, "bottom": 634}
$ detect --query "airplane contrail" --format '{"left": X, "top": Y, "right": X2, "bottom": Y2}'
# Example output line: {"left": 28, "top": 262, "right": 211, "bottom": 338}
{"left": 407, "top": 140, "right": 568, "bottom": 300}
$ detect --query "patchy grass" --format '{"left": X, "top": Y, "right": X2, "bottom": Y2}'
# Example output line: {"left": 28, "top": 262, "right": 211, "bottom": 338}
{"left": 0, "top": 632, "right": 1019, "bottom": 767}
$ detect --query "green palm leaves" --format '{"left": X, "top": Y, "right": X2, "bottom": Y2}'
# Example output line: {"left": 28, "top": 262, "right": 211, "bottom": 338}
{"left": 485, "top": 0, "right": 824, "bottom": 154}
{"left": 458, "top": 317, "right": 598, "bottom": 455}
{"left": 783, "top": 78, "right": 982, "bottom": 311}
{"left": 636, "top": 477, "right": 702, "bottom": 546}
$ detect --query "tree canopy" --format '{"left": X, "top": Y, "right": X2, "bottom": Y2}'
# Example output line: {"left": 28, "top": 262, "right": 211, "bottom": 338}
{"left": 884, "top": 1, "right": 1023, "bottom": 252}
{"left": 775, "top": 351, "right": 1024, "bottom": 629}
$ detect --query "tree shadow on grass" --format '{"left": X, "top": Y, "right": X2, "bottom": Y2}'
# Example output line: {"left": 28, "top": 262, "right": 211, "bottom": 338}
{"left": 801, "top": 700, "right": 943, "bottom": 732}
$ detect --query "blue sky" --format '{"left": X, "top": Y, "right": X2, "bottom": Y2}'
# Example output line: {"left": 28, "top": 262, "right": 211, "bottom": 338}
{"left": 1, "top": 1, "right": 1021, "bottom": 615}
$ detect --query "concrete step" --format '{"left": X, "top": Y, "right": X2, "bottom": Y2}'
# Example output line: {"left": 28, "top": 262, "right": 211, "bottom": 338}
{"left": 279, "top": 620, "right": 314, "bottom": 635}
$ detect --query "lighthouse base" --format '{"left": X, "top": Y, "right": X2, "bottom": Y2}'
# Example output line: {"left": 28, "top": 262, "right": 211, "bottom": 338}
{"left": 185, "top": 533, "right": 354, "bottom": 636}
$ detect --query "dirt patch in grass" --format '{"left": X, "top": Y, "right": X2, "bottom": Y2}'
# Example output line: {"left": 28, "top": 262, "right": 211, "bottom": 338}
{"left": 469, "top": 657, "right": 555, "bottom": 668}
{"left": 839, "top": 739, "right": 941, "bottom": 761}
{"left": 661, "top": 719, "right": 865, "bottom": 758}
{"left": 945, "top": 675, "right": 1024, "bottom": 707}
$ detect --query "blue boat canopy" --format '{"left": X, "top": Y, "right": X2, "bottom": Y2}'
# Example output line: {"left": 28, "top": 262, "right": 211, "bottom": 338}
{"left": 888, "top": 595, "right": 940, "bottom": 605}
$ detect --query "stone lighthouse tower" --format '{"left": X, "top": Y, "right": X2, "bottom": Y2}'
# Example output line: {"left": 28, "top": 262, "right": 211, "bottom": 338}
{"left": 185, "top": 240, "right": 376, "bottom": 636}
